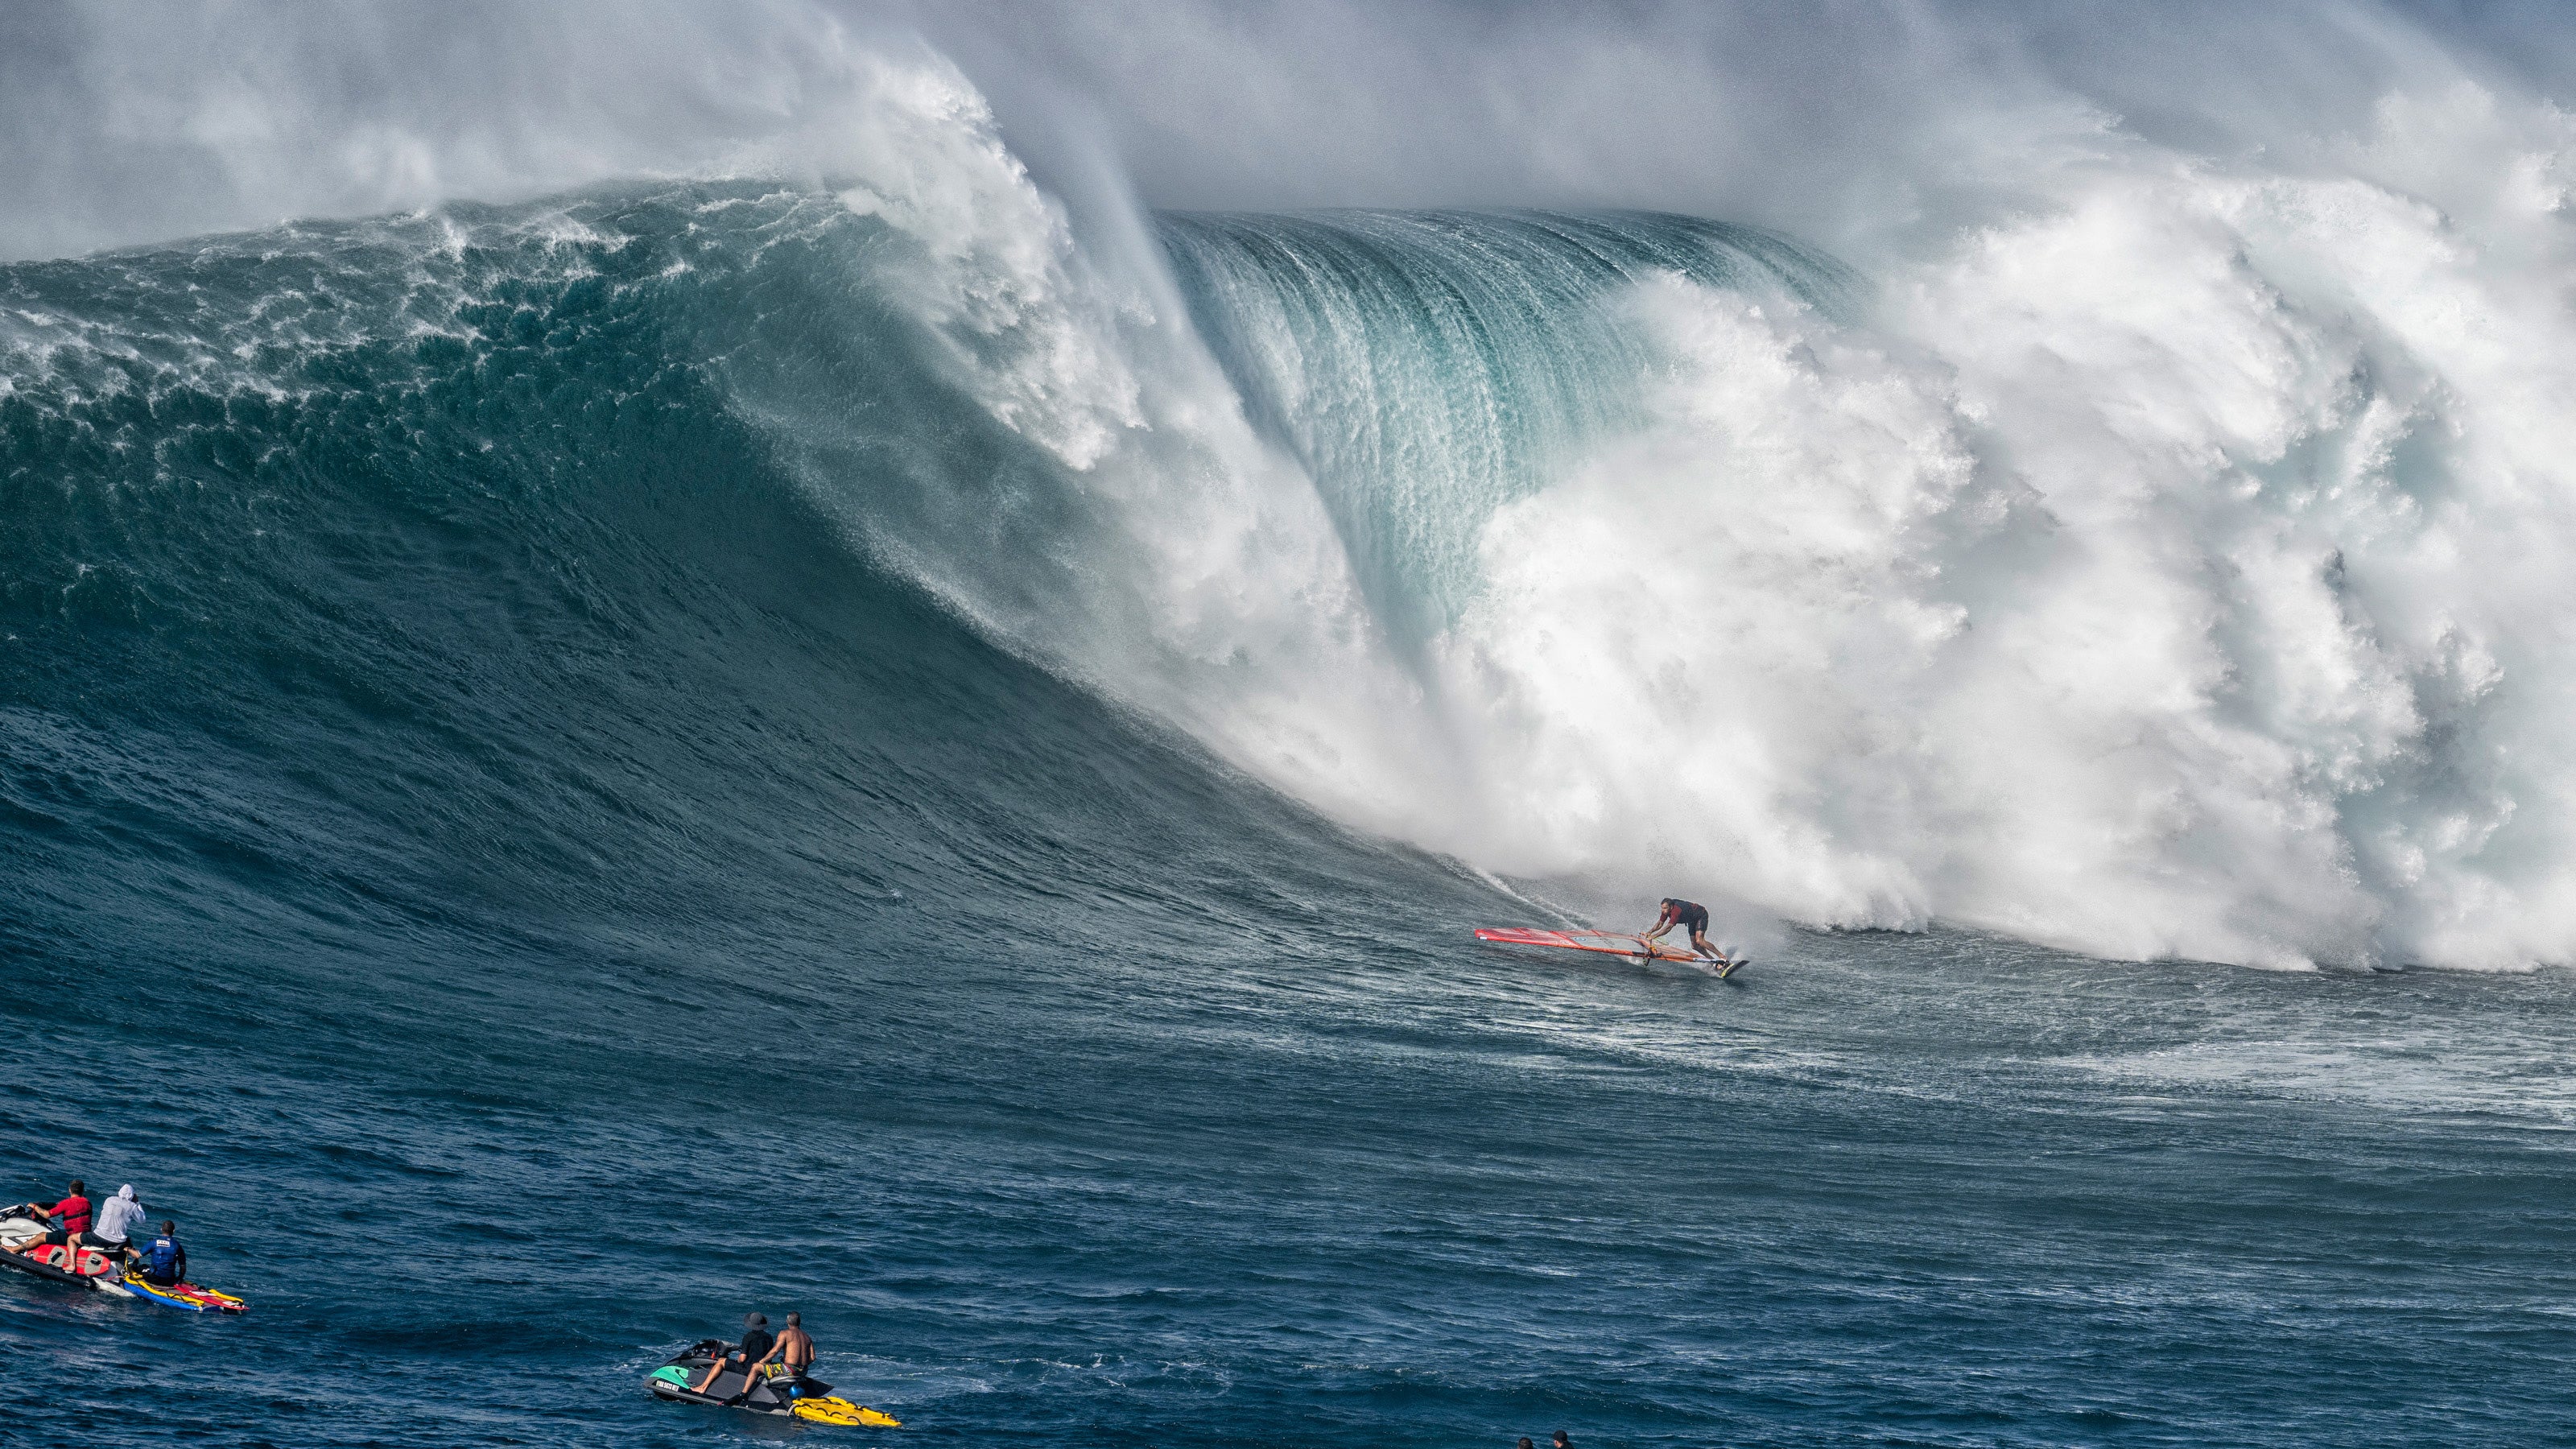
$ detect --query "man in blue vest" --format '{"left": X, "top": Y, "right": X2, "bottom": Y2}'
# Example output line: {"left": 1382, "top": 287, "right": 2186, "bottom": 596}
{"left": 136, "top": 1221, "right": 188, "bottom": 1286}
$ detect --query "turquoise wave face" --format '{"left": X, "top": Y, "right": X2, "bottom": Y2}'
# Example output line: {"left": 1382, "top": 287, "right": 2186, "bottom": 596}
{"left": 1161, "top": 209, "right": 1858, "bottom": 650}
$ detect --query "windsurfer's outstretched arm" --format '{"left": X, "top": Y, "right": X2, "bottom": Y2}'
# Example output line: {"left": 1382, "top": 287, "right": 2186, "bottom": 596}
{"left": 1640, "top": 899, "right": 1680, "bottom": 940}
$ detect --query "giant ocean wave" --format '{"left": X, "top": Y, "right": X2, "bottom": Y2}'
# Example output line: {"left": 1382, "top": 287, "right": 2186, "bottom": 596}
{"left": 10, "top": 48, "right": 2576, "bottom": 973}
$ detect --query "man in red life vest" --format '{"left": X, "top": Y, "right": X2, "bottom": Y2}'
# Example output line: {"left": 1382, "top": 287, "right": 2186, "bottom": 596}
{"left": 9, "top": 1179, "right": 93, "bottom": 1264}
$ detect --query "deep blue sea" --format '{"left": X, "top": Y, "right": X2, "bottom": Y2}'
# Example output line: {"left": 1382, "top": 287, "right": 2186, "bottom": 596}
{"left": 6, "top": 183, "right": 2576, "bottom": 1448}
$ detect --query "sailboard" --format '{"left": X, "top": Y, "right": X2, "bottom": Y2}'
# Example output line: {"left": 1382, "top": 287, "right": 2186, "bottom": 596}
{"left": 1473, "top": 927, "right": 1707, "bottom": 964}
{"left": 1476, "top": 927, "right": 1751, "bottom": 974}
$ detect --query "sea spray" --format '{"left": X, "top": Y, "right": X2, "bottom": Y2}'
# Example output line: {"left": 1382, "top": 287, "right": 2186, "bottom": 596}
{"left": 816, "top": 72, "right": 2576, "bottom": 969}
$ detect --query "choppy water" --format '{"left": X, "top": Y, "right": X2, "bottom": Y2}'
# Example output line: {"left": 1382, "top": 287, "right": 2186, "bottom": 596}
{"left": 11, "top": 905, "right": 2576, "bottom": 1445}
{"left": 6, "top": 171, "right": 2576, "bottom": 1447}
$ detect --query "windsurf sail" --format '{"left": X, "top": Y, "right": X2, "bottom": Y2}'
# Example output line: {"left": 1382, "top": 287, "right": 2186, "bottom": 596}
{"left": 1473, "top": 927, "right": 1707, "bottom": 964}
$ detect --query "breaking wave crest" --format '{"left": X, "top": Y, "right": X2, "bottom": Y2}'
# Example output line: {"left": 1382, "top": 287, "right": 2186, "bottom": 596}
{"left": 11, "top": 46, "right": 2576, "bottom": 972}
{"left": 814, "top": 62, "right": 2576, "bottom": 972}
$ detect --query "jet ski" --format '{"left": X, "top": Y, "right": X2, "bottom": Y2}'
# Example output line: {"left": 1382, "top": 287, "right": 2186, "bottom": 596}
{"left": 0, "top": 1206, "right": 134, "bottom": 1298}
{"left": 646, "top": 1340, "right": 901, "bottom": 1427}
{"left": 2, "top": 1206, "right": 243, "bottom": 1309}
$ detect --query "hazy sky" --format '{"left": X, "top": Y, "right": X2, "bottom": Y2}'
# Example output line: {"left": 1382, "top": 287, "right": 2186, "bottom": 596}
{"left": 3, "top": 0, "right": 2573, "bottom": 260}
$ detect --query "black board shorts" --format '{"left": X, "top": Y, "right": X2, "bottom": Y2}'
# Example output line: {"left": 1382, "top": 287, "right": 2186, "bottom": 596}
{"left": 1677, "top": 904, "right": 1709, "bottom": 934}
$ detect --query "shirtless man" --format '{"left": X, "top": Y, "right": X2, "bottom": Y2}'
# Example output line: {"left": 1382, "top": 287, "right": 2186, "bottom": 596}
{"left": 775, "top": 1311, "right": 816, "bottom": 1379}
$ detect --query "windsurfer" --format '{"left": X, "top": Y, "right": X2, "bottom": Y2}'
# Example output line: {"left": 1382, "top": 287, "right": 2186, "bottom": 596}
{"left": 1641, "top": 898, "right": 1720, "bottom": 960}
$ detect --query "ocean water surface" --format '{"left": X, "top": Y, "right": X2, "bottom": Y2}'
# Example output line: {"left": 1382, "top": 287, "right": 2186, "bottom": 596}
{"left": 9, "top": 29, "right": 2576, "bottom": 1444}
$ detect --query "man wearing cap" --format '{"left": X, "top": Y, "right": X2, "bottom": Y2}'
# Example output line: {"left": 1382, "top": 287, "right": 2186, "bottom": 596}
{"left": 691, "top": 1312, "right": 777, "bottom": 1395}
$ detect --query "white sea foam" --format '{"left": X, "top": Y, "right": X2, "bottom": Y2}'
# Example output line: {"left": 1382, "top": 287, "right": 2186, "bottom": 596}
{"left": 861, "top": 83, "right": 2576, "bottom": 973}
{"left": 1439, "top": 100, "right": 2576, "bottom": 970}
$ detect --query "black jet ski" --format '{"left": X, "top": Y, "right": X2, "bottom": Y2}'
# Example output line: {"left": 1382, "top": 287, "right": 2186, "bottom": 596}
{"left": 646, "top": 1340, "right": 899, "bottom": 1426}
{"left": 0, "top": 1205, "right": 137, "bottom": 1298}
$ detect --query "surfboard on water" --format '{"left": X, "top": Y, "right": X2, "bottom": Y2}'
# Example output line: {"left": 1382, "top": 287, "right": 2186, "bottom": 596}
{"left": 1474, "top": 927, "right": 1751, "bottom": 974}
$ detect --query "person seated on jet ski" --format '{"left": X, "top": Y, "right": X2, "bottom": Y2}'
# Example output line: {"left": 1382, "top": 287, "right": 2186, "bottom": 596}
{"left": 774, "top": 1312, "right": 816, "bottom": 1380}
{"left": 691, "top": 1312, "right": 777, "bottom": 1395}
{"left": 8, "top": 1179, "right": 92, "bottom": 1261}
{"left": 90, "top": 1185, "right": 147, "bottom": 1265}
{"left": 136, "top": 1221, "right": 187, "bottom": 1287}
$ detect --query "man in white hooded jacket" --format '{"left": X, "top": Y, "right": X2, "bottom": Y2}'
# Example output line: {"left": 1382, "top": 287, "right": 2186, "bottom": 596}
{"left": 91, "top": 1185, "right": 147, "bottom": 1265}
